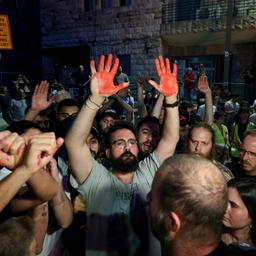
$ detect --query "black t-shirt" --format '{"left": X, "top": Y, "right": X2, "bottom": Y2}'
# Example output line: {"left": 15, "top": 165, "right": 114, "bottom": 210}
{"left": 225, "top": 161, "right": 256, "bottom": 179}
{"left": 211, "top": 241, "right": 256, "bottom": 256}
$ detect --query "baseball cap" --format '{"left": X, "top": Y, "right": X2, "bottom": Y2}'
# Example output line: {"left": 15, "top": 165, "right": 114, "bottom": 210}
{"left": 100, "top": 109, "right": 118, "bottom": 120}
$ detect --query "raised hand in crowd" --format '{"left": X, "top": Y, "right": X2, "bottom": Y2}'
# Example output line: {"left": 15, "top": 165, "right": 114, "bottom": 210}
{"left": 25, "top": 80, "right": 54, "bottom": 121}
{"left": 66, "top": 54, "right": 129, "bottom": 184}
{"left": 149, "top": 56, "right": 178, "bottom": 97}
{"left": 198, "top": 75, "right": 211, "bottom": 94}
{"left": 198, "top": 75, "right": 213, "bottom": 124}
{"left": 90, "top": 54, "right": 129, "bottom": 98}
{"left": 21, "top": 132, "right": 64, "bottom": 174}
{"left": 148, "top": 55, "right": 180, "bottom": 161}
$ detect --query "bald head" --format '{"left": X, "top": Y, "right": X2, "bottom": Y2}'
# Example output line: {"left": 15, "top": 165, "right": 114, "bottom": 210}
{"left": 150, "top": 154, "right": 227, "bottom": 254}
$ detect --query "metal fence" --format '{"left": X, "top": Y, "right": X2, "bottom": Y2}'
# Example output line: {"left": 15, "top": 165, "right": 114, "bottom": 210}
{"left": 162, "top": 0, "right": 256, "bottom": 24}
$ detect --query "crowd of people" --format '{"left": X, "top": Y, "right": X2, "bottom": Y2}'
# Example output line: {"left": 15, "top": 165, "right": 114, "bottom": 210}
{"left": 0, "top": 54, "right": 255, "bottom": 256}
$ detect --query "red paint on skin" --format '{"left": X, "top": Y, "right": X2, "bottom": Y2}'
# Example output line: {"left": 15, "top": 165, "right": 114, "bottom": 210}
{"left": 91, "top": 74, "right": 127, "bottom": 95}
{"left": 154, "top": 57, "right": 178, "bottom": 96}
{"left": 0, "top": 155, "right": 10, "bottom": 167}
{"left": 51, "top": 148, "right": 57, "bottom": 157}
{"left": 90, "top": 54, "right": 128, "bottom": 96}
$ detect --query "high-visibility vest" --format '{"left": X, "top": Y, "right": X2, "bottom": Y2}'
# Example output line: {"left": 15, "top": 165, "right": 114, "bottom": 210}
{"left": 211, "top": 123, "right": 230, "bottom": 161}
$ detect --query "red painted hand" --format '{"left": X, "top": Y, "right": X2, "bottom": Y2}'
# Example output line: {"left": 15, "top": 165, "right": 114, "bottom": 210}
{"left": 21, "top": 133, "right": 64, "bottom": 174}
{"left": 90, "top": 54, "right": 129, "bottom": 97}
{"left": 149, "top": 56, "right": 178, "bottom": 97}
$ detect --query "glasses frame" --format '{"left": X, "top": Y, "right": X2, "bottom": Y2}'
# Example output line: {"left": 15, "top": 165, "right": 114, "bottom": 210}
{"left": 238, "top": 148, "right": 256, "bottom": 158}
{"left": 111, "top": 139, "right": 138, "bottom": 149}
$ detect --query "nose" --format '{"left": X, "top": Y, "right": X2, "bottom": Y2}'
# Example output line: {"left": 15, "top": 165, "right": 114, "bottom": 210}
{"left": 225, "top": 202, "right": 231, "bottom": 215}
{"left": 124, "top": 145, "right": 131, "bottom": 151}
{"left": 124, "top": 142, "right": 132, "bottom": 151}
{"left": 147, "top": 133, "right": 152, "bottom": 142}
{"left": 241, "top": 151, "right": 249, "bottom": 161}
{"left": 195, "top": 142, "right": 200, "bottom": 151}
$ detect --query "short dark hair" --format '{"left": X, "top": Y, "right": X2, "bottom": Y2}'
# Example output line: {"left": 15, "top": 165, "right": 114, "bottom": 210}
{"left": 105, "top": 120, "right": 137, "bottom": 148}
{"left": 90, "top": 127, "right": 100, "bottom": 142}
{"left": 7, "top": 120, "right": 41, "bottom": 135}
{"left": 57, "top": 98, "right": 78, "bottom": 114}
{"left": 137, "top": 116, "right": 160, "bottom": 131}
{"left": 157, "top": 154, "right": 227, "bottom": 246}
{"left": 0, "top": 216, "right": 35, "bottom": 256}
{"left": 99, "top": 109, "right": 118, "bottom": 121}
{"left": 228, "top": 178, "right": 256, "bottom": 244}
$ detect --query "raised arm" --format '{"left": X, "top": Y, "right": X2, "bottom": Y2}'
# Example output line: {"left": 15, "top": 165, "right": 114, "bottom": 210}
{"left": 65, "top": 54, "right": 128, "bottom": 184}
{"left": 48, "top": 159, "right": 73, "bottom": 228}
{"left": 136, "top": 78, "right": 148, "bottom": 118}
{"left": 198, "top": 76, "right": 213, "bottom": 125}
{"left": 0, "top": 131, "right": 63, "bottom": 212}
{"left": 151, "top": 94, "right": 164, "bottom": 119}
{"left": 25, "top": 81, "right": 54, "bottom": 121}
{"left": 149, "top": 56, "right": 180, "bottom": 162}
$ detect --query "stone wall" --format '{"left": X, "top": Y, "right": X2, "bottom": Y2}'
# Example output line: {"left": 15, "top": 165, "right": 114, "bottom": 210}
{"left": 40, "top": 0, "right": 163, "bottom": 83}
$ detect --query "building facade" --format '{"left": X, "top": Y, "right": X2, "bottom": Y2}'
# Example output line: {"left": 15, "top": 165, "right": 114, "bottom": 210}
{"left": 0, "top": 0, "right": 41, "bottom": 86}
{"left": 41, "top": 0, "right": 256, "bottom": 93}
{"left": 41, "top": 0, "right": 162, "bottom": 87}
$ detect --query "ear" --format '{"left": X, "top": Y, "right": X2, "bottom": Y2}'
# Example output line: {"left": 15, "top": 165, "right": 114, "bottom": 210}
{"left": 166, "top": 211, "right": 181, "bottom": 239}
{"left": 105, "top": 148, "right": 110, "bottom": 159}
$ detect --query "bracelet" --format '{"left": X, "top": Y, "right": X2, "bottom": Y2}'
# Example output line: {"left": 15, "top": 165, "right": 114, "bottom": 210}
{"left": 85, "top": 99, "right": 100, "bottom": 110}
{"left": 88, "top": 96, "right": 103, "bottom": 108}
{"left": 164, "top": 100, "right": 180, "bottom": 108}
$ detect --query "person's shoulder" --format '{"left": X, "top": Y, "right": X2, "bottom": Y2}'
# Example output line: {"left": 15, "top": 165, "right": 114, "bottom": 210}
{"left": 212, "top": 242, "right": 256, "bottom": 256}
{"left": 225, "top": 161, "right": 239, "bottom": 170}
{"left": 227, "top": 243, "right": 256, "bottom": 256}
{"left": 213, "top": 160, "right": 234, "bottom": 181}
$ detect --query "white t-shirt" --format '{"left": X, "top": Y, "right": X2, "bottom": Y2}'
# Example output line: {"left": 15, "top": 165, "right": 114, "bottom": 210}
{"left": 196, "top": 104, "right": 217, "bottom": 121}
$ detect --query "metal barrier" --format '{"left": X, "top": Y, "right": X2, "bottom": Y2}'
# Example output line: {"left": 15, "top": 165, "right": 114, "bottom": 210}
{"left": 162, "top": 0, "right": 256, "bottom": 24}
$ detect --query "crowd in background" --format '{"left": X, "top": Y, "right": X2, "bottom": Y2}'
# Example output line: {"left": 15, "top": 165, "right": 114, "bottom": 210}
{"left": 0, "top": 54, "right": 255, "bottom": 256}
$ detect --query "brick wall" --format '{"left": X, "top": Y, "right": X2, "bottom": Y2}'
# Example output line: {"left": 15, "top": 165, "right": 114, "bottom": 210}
{"left": 40, "top": 0, "right": 163, "bottom": 83}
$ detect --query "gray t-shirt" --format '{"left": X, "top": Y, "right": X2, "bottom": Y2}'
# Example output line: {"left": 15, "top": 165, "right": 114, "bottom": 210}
{"left": 70, "top": 151, "right": 161, "bottom": 256}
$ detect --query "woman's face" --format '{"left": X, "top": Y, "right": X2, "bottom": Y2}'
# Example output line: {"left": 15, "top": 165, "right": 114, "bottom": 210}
{"left": 223, "top": 187, "right": 251, "bottom": 229}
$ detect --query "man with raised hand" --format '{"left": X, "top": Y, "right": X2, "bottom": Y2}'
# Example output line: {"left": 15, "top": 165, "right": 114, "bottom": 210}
{"left": 65, "top": 54, "right": 179, "bottom": 256}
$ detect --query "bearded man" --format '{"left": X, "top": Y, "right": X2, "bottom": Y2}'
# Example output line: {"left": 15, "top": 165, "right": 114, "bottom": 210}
{"left": 65, "top": 54, "right": 180, "bottom": 256}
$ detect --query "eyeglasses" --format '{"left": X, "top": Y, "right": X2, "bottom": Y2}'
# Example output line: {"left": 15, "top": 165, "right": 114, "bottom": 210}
{"left": 111, "top": 139, "right": 138, "bottom": 149}
{"left": 238, "top": 148, "right": 256, "bottom": 158}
